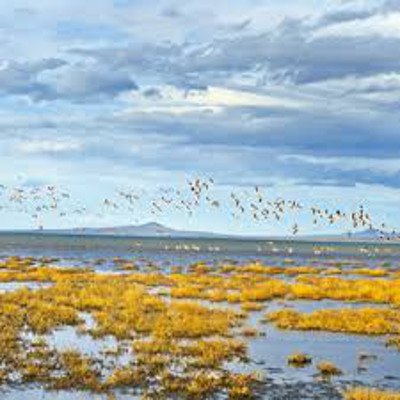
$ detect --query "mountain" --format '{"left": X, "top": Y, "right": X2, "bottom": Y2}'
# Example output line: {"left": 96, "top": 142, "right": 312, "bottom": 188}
{"left": 345, "top": 228, "right": 397, "bottom": 240}
{"left": 18, "top": 223, "right": 398, "bottom": 242}
{"left": 56, "top": 222, "right": 226, "bottom": 238}
{"left": 302, "top": 228, "right": 399, "bottom": 242}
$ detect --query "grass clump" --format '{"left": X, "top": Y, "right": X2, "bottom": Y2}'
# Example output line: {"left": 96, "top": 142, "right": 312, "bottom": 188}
{"left": 290, "top": 276, "right": 400, "bottom": 305}
{"left": 240, "top": 327, "right": 259, "bottom": 337}
{"left": 265, "top": 308, "right": 400, "bottom": 335}
{"left": 287, "top": 352, "right": 312, "bottom": 367}
{"left": 241, "top": 302, "right": 264, "bottom": 312}
{"left": 386, "top": 336, "right": 400, "bottom": 351}
{"left": 345, "top": 387, "right": 400, "bottom": 399}
{"left": 317, "top": 361, "right": 342, "bottom": 376}
{"left": 49, "top": 350, "right": 102, "bottom": 392}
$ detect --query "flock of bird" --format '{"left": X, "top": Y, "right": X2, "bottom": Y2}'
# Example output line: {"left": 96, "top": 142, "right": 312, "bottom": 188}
{"left": 0, "top": 184, "right": 85, "bottom": 230}
{"left": 0, "top": 177, "right": 397, "bottom": 239}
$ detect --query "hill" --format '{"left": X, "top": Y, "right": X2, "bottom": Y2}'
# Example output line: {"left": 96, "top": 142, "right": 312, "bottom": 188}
{"left": 58, "top": 222, "right": 226, "bottom": 238}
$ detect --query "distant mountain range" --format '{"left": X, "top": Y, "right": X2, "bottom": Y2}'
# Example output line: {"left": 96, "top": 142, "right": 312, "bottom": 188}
{"left": 304, "top": 228, "right": 398, "bottom": 241}
{"left": 27, "top": 222, "right": 398, "bottom": 242}
{"left": 49, "top": 222, "right": 228, "bottom": 238}
{"left": 341, "top": 228, "right": 397, "bottom": 240}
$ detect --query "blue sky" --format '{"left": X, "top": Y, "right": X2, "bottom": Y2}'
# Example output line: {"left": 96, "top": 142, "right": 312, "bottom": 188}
{"left": 1, "top": 0, "right": 400, "bottom": 234}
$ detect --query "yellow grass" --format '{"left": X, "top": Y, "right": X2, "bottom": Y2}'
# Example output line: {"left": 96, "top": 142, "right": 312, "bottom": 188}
{"left": 241, "top": 302, "right": 265, "bottom": 312}
{"left": 317, "top": 361, "right": 342, "bottom": 376}
{"left": 345, "top": 387, "right": 400, "bottom": 400}
{"left": 291, "top": 276, "right": 400, "bottom": 305}
{"left": 266, "top": 308, "right": 400, "bottom": 335}
{"left": 0, "top": 256, "right": 398, "bottom": 397}
{"left": 386, "top": 336, "right": 400, "bottom": 351}
{"left": 287, "top": 352, "right": 312, "bottom": 367}
{"left": 0, "top": 257, "right": 262, "bottom": 397}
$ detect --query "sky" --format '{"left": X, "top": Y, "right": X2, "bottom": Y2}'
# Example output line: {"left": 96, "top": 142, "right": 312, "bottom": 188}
{"left": 1, "top": 0, "right": 400, "bottom": 234}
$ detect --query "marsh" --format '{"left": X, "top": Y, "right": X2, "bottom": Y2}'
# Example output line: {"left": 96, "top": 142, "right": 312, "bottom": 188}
{"left": 0, "top": 234, "right": 398, "bottom": 399}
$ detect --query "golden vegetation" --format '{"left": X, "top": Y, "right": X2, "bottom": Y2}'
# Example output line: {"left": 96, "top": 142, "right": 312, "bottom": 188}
{"left": 347, "top": 268, "right": 389, "bottom": 277}
{"left": 265, "top": 308, "right": 400, "bottom": 335}
{"left": 317, "top": 361, "right": 342, "bottom": 376}
{"left": 241, "top": 302, "right": 265, "bottom": 312}
{"left": 0, "top": 255, "right": 398, "bottom": 397}
{"left": 345, "top": 387, "right": 400, "bottom": 400}
{"left": 287, "top": 352, "right": 312, "bottom": 367}
{"left": 0, "top": 256, "right": 264, "bottom": 398}
{"left": 290, "top": 276, "right": 400, "bottom": 305}
{"left": 386, "top": 336, "right": 400, "bottom": 351}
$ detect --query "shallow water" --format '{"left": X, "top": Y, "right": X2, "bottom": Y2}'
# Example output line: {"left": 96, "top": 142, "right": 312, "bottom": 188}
{"left": 250, "top": 322, "right": 400, "bottom": 388}
{"left": 1, "top": 232, "right": 400, "bottom": 271}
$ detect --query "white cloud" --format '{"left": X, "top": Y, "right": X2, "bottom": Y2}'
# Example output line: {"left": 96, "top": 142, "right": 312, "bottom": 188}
{"left": 16, "top": 138, "right": 83, "bottom": 154}
{"left": 313, "top": 12, "right": 400, "bottom": 38}
{"left": 126, "top": 85, "right": 306, "bottom": 115}
{"left": 280, "top": 154, "right": 400, "bottom": 174}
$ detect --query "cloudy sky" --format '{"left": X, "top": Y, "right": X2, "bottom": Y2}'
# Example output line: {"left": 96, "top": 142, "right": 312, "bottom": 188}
{"left": 1, "top": 0, "right": 400, "bottom": 234}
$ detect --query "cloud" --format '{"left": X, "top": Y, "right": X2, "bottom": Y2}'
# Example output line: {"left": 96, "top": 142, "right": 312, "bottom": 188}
{"left": 1, "top": 0, "right": 400, "bottom": 201}
{"left": 142, "top": 87, "right": 162, "bottom": 99}
{"left": 53, "top": 64, "right": 138, "bottom": 101}
{"left": 15, "top": 138, "right": 84, "bottom": 155}
{"left": 71, "top": 42, "right": 182, "bottom": 74}
{"left": 183, "top": 28, "right": 400, "bottom": 84}
{"left": 126, "top": 85, "right": 305, "bottom": 115}
{"left": 30, "top": 131, "right": 400, "bottom": 189}
{"left": 69, "top": 14, "right": 400, "bottom": 89}
{"left": 111, "top": 97, "right": 370, "bottom": 150}
{"left": 160, "top": 6, "right": 183, "bottom": 19}
{"left": 0, "top": 57, "right": 138, "bottom": 102}
{"left": 314, "top": 12, "right": 400, "bottom": 39}
{"left": 317, "top": 8, "right": 377, "bottom": 27}
{"left": 0, "top": 58, "right": 66, "bottom": 100}
{"left": 383, "top": 0, "right": 400, "bottom": 12}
